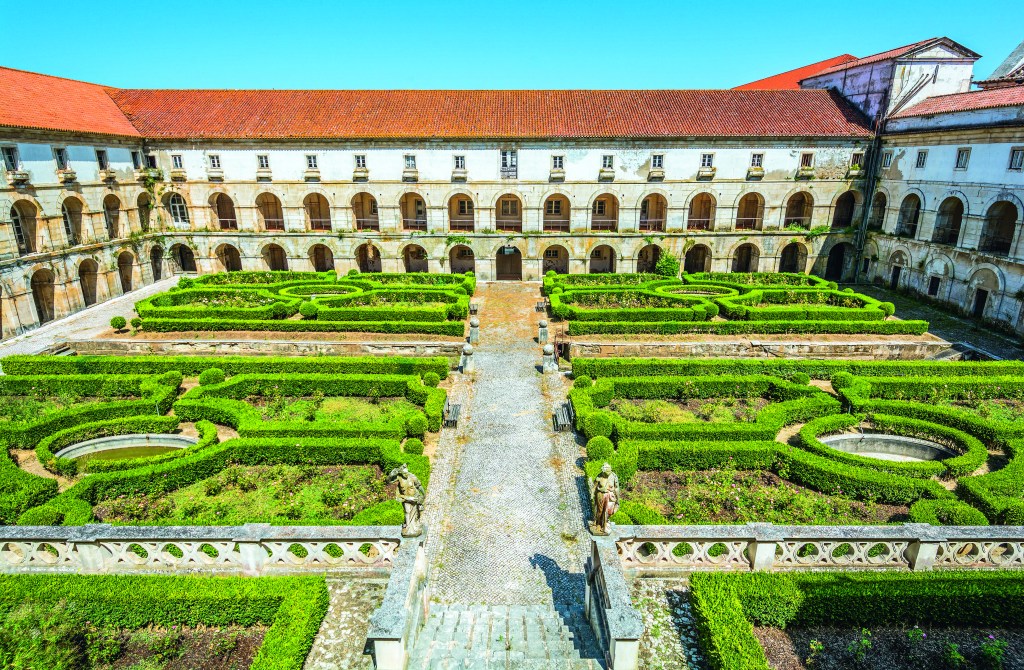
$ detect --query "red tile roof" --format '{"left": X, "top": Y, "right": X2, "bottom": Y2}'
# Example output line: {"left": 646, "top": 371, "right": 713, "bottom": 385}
{"left": 891, "top": 85, "right": 1024, "bottom": 118}
{"left": 0, "top": 66, "right": 140, "bottom": 137}
{"left": 109, "top": 88, "right": 871, "bottom": 139}
{"left": 0, "top": 66, "right": 872, "bottom": 140}
{"left": 803, "top": 37, "right": 978, "bottom": 80}
{"left": 734, "top": 55, "right": 858, "bottom": 90}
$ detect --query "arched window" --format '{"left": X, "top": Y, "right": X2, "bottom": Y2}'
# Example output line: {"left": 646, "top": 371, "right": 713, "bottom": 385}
{"left": 9, "top": 203, "right": 34, "bottom": 255}
{"left": 167, "top": 193, "right": 190, "bottom": 225}
{"left": 896, "top": 195, "right": 921, "bottom": 238}
{"left": 933, "top": 198, "right": 964, "bottom": 245}
{"left": 867, "top": 192, "right": 886, "bottom": 230}
{"left": 735, "top": 193, "right": 764, "bottom": 231}
{"left": 61, "top": 201, "right": 81, "bottom": 246}
{"left": 103, "top": 195, "right": 121, "bottom": 239}
{"left": 304, "top": 193, "right": 331, "bottom": 231}
{"left": 256, "top": 193, "right": 285, "bottom": 231}
{"left": 980, "top": 202, "right": 1019, "bottom": 256}
{"left": 688, "top": 194, "right": 716, "bottom": 231}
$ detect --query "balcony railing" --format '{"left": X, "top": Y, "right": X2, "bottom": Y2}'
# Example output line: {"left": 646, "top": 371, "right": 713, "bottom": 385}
{"left": 403, "top": 218, "right": 427, "bottom": 232}
{"left": 263, "top": 217, "right": 285, "bottom": 231}
{"left": 931, "top": 227, "right": 961, "bottom": 245}
{"left": 895, "top": 225, "right": 918, "bottom": 239}
{"left": 355, "top": 218, "right": 380, "bottom": 231}
{"left": 449, "top": 219, "right": 475, "bottom": 232}
{"left": 496, "top": 220, "right": 522, "bottom": 232}
{"left": 783, "top": 217, "right": 811, "bottom": 229}
{"left": 308, "top": 218, "right": 332, "bottom": 232}
{"left": 979, "top": 234, "right": 1013, "bottom": 256}
{"left": 639, "top": 218, "right": 664, "bottom": 232}
{"left": 591, "top": 218, "right": 617, "bottom": 232}
{"left": 543, "top": 219, "right": 570, "bottom": 232}
{"left": 500, "top": 166, "right": 518, "bottom": 179}
{"left": 218, "top": 218, "right": 238, "bottom": 231}
{"left": 735, "top": 217, "right": 762, "bottom": 231}
{"left": 687, "top": 217, "right": 712, "bottom": 231}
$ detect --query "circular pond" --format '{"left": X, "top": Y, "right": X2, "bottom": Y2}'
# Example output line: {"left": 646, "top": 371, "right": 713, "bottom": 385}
{"left": 821, "top": 432, "right": 955, "bottom": 462}
{"left": 55, "top": 434, "right": 197, "bottom": 464}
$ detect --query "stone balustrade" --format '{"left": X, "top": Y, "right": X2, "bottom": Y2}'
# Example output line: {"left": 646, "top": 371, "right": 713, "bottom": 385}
{"left": 0, "top": 523, "right": 404, "bottom": 575}
{"left": 613, "top": 523, "right": 1024, "bottom": 575}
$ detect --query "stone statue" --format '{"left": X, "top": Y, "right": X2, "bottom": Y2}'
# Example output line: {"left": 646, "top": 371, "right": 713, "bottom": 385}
{"left": 591, "top": 462, "right": 620, "bottom": 536}
{"left": 387, "top": 463, "right": 425, "bottom": 537}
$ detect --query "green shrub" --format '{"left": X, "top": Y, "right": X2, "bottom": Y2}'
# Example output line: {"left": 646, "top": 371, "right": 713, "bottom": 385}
{"left": 586, "top": 436, "right": 613, "bottom": 460}
{"left": 880, "top": 301, "right": 896, "bottom": 317}
{"left": 130, "top": 317, "right": 142, "bottom": 331}
{"left": 17, "top": 505, "right": 64, "bottom": 526}
{"left": 573, "top": 375, "right": 593, "bottom": 389}
{"left": 422, "top": 372, "right": 440, "bottom": 388}
{"left": 654, "top": 251, "right": 681, "bottom": 277}
{"left": 1002, "top": 502, "right": 1024, "bottom": 525}
{"left": 110, "top": 316, "right": 127, "bottom": 331}
{"left": 198, "top": 367, "right": 226, "bottom": 386}
{"left": 299, "top": 301, "right": 319, "bottom": 319}
{"left": 790, "top": 372, "right": 810, "bottom": 385}
{"left": 177, "top": 277, "right": 194, "bottom": 289}
{"left": 909, "top": 499, "right": 989, "bottom": 526}
{"left": 406, "top": 412, "right": 429, "bottom": 438}
{"left": 583, "top": 411, "right": 614, "bottom": 439}
{"left": 404, "top": 438, "right": 424, "bottom": 455}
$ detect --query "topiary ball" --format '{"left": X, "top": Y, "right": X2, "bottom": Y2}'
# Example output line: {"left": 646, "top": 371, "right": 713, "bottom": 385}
{"left": 587, "top": 436, "right": 614, "bottom": 461}
{"left": 406, "top": 412, "right": 429, "bottom": 437}
{"left": 299, "top": 301, "right": 319, "bottom": 319}
{"left": 704, "top": 302, "right": 720, "bottom": 319}
{"left": 790, "top": 372, "right": 811, "bottom": 385}
{"left": 423, "top": 372, "right": 441, "bottom": 388}
{"left": 198, "top": 367, "right": 226, "bottom": 386}
{"left": 404, "top": 438, "right": 424, "bottom": 455}
{"left": 546, "top": 270, "right": 557, "bottom": 277}
{"left": 130, "top": 317, "right": 143, "bottom": 331}
{"left": 573, "top": 375, "right": 593, "bottom": 389}
{"left": 583, "top": 411, "right": 613, "bottom": 439}
{"left": 880, "top": 302, "right": 896, "bottom": 317}
{"left": 110, "top": 316, "right": 127, "bottom": 331}
{"left": 270, "top": 302, "right": 289, "bottom": 319}
{"left": 347, "top": 268, "right": 359, "bottom": 276}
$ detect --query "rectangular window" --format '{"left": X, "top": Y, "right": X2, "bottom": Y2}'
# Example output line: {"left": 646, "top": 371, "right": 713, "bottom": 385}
{"left": 404, "top": 154, "right": 416, "bottom": 169}
{"left": 602, "top": 155, "right": 614, "bottom": 169}
{"left": 700, "top": 153, "right": 714, "bottom": 168}
{"left": 95, "top": 149, "right": 108, "bottom": 170}
{"left": 927, "top": 276, "right": 941, "bottom": 297}
{"left": 454, "top": 155, "right": 465, "bottom": 170}
{"left": 1, "top": 146, "right": 18, "bottom": 170}
{"left": 545, "top": 200, "right": 562, "bottom": 215}
{"left": 955, "top": 148, "right": 970, "bottom": 170}
{"left": 354, "top": 154, "right": 366, "bottom": 169}
{"left": 800, "top": 152, "right": 814, "bottom": 168}
{"left": 1008, "top": 148, "right": 1024, "bottom": 171}
{"left": 145, "top": 154, "right": 157, "bottom": 169}
{"left": 544, "top": 248, "right": 560, "bottom": 259}
{"left": 130, "top": 151, "right": 142, "bottom": 170}
{"left": 750, "top": 153, "right": 764, "bottom": 168}
{"left": 171, "top": 154, "right": 183, "bottom": 169}
{"left": 593, "top": 200, "right": 606, "bottom": 216}
{"left": 552, "top": 155, "right": 564, "bottom": 170}
{"left": 881, "top": 150, "right": 893, "bottom": 168}
{"left": 652, "top": 154, "right": 664, "bottom": 169}
{"left": 53, "top": 147, "right": 69, "bottom": 170}
{"left": 500, "top": 150, "right": 517, "bottom": 168}
{"left": 851, "top": 151, "right": 865, "bottom": 168}
{"left": 209, "top": 154, "right": 221, "bottom": 169}
{"left": 306, "top": 155, "right": 318, "bottom": 169}
{"left": 458, "top": 199, "right": 474, "bottom": 216}
{"left": 257, "top": 154, "right": 270, "bottom": 169}
{"left": 500, "top": 199, "right": 518, "bottom": 216}
{"left": 370, "top": 200, "right": 378, "bottom": 215}
{"left": 915, "top": 150, "right": 928, "bottom": 169}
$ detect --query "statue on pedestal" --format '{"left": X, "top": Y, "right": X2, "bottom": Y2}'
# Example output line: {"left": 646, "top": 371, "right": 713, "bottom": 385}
{"left": 387, "top": 463, "right": 425, "bottom": 537}
{"left": 590, "top": 462, "right": 620, "bottom": 536}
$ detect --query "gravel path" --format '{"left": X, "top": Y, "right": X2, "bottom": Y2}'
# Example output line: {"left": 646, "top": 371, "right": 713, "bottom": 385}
{"left": 429, "top": 282, "right": 590, "bottom": 606}
{"left": 0, "top": 278, "right": 177, "bottom": 360}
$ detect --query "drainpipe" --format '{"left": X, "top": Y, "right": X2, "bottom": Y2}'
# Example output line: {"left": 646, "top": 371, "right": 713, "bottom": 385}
{"left": 852, "top": 77, "right": 896, "bottom": 285}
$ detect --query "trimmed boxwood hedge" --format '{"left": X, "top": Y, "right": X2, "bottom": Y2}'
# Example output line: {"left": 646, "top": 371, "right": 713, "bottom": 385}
{"left": 35, "top": 415, "right": 182, "bottom": 477}
{"left": 1, "top": 354, "right": 450, "bottom": 379}
{"left": 143, "top": 317, "right": 466, "bottom": 335}
{"left": 82, "top": 420, "right": 220, "bottom": 474}
{"left": 566, "top": 319, "right": 928, "bottom": 336}
{"left": 690, "top": 571, "right": 1024, "bottom": 670}
{"left": 0, "top": 573, "right": 328, "bottom": 670}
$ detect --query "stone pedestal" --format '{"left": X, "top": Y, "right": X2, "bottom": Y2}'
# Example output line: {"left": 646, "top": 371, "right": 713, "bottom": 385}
{"left": 542, "top": 343, "right": 558, "bottom": 373}
{"left": 468, "top": 317, "right": 480, "bottom": 344}
{"left": 538, "top": 320, "right": 548, "bottom": 345}
{"left": 461, "top": 344, "right": 475, "bottom": 373}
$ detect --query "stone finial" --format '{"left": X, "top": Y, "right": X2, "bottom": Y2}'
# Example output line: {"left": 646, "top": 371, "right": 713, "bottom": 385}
{"left": 463, "top": 344, "right": 474, "bottom": 355}
{"left": 462, "top": 344, "right": 476, "bottom": 373}
{"left": 538, "top": 320, "right": 549, "bottom": 345}
{"left": 543, "top": 344, "right": 554, "bottom": 355}
{"left": 539, "top": 320, "right": 548, "bottom": 328}
{"left": 542, "top": 343, "right": 558, "bottom": 373}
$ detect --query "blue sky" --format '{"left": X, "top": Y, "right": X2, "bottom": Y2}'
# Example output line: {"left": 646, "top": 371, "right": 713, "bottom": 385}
{"left": 9, "top": 0, "right": 1019, "bottom": 89}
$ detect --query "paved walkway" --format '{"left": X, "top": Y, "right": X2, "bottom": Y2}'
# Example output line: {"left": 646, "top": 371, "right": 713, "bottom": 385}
{"left": 427, "top": 282, "right": 590, "bottom": 606}
{"left": 0, "top": 277, "right": 177, "bottom": 360}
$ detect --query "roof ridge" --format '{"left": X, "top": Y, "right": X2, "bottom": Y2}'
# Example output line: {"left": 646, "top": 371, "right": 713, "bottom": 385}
{"left": 0, "top": 64, "right": 113, "bottom": 89}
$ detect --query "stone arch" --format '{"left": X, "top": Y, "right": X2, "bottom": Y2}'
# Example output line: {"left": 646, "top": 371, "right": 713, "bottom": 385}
{"left": 731, "top": 242, "right": 761, "bottom": 272}
{"left": 261, "top": 243, "right": 289, "bottom": 272}
{"left": 59, "top": 195, "right": 86, "bottom": 246}
{"left": 78, "top": 259, "right": 99, "bottom": 307}
{"left": 867, "top": 191, "right": 887, "bottom": 230}
{"left": 636, "top": 243, "right": 663, "bottom": 273}
{"left": 309, "top": 244, "right": 335, "bottom": 272}
{"left": 979, "top": 200, "right": 1020, "bottom": 256}
{"left": 735, "top": 192, "right": 764, "bottom": 231}
{"left": 30, "top": 268, "right": 55, "bottom": 324}
{"left": 542, "top": 244, "right": 569, "bottom": 274}
{"left": 102, "top": 194, "right": 122, "bottom": 239}
{"left": 9, "top": 200, "right": 38, "bottom": 255}
{"left": 402, "top": 243, "right": 428, "bottom": 272}
{"left": 589, "top": 193, "right": 619, "bottom": 232}
{"left": 823, "top": 242, "right": 855, "bottom": 282}
{"left": 399, "top": 191, "right": 428, "bottom": 231}
{"left": 778, "top": 242, "right": 808, "bottom": 273}
{"left": 150, "top": 245, "right": 164, "bottom": 281}
{"left": 209, "top": 192, "right": 238, "bottom": 230}
{"left": 162, "top": 191, "right": 190, "bottom": 226}
{"left": 136, "top": 192, "right": 153, "bottom": 231}
{"left": 446, "top": 191, "right": 475, "bottom": 232}
{"left": 495, "top": 244, "right": 523, "bottom": 280}
{"left": 588, "top": 244, "right": 616, "bottom": 273}
{"left": 639, "top": 193, "right": 668, "bottom": 232}
{"left": 686, "top": 192, "right": 716, "bottom": 231}
{"left": 933, "top": 196, "right": 965, "bottom": 245}
{"left": 215, "top": 244, "right": 243, "bottom": 272}
{"left": 169, "top": 243, "right": 197, "bottom": 273}
{"left": 967, "top": 266, "right": 1002, "bottom": 319}
{"left": 684, "top": 244, "right": 712, "bottom": 273}
{"left": 449, "top": 244, "right": 475, "bottom": 273}
{"left": 117, "top": 251, "right": 135, "bottom": 293}
{"left": 256, "top": 192, "right": 285, "bottom": 231}
{"left": 495, "top": 193, "right": 524, "bottom": 232}
{"left": 304, "top": 193, "right": 332, "bottom": 231}
{"left": 831, "top": 190, "right": 859, "bottom": 228}
{"left": 783, "top": 191, "right": 814, "bottom": 228}
{"left": 896, "top": 193, "right": 923, "bottom": 238}
{"left": 541, "top": 191, "right": 572, "bottom": 232}
{"left": 355, "top": 242, "right": 381, "bottom": 273}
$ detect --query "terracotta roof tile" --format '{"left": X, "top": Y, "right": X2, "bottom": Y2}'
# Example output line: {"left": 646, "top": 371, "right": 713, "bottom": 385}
{"left": 891, "top": 85, "right": 1024, "bottom": 118}
{"left": 108, "top": 88, "right": 871, "bottom": 139}
{"left": 0, "top": 66, "right": 140, "bottom": 137}
{"left": 734, "top": 55, "right": 858, "bottom": 90}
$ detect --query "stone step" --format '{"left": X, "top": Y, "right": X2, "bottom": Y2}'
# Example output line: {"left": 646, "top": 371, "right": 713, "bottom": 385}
{"left": 407, "top": 603, "right": 604, "bottom": 669}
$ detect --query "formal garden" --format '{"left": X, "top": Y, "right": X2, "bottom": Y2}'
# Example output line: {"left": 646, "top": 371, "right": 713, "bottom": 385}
{"left": 0, "top": 354, "right": 444, "bottom": 529}
{"left": 542, "top": 271, "right": 928, "bottom": 335}
{"left": 129, "top": 270, "right": 474, "bottom": 335}
{"left": 572, "top": 357, "right": 1024, "bottom": 528}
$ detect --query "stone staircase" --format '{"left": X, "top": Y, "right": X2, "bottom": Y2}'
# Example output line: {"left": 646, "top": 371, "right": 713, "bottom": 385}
{"left": 407, "top": 603, "right": 605, "bottom": 669}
